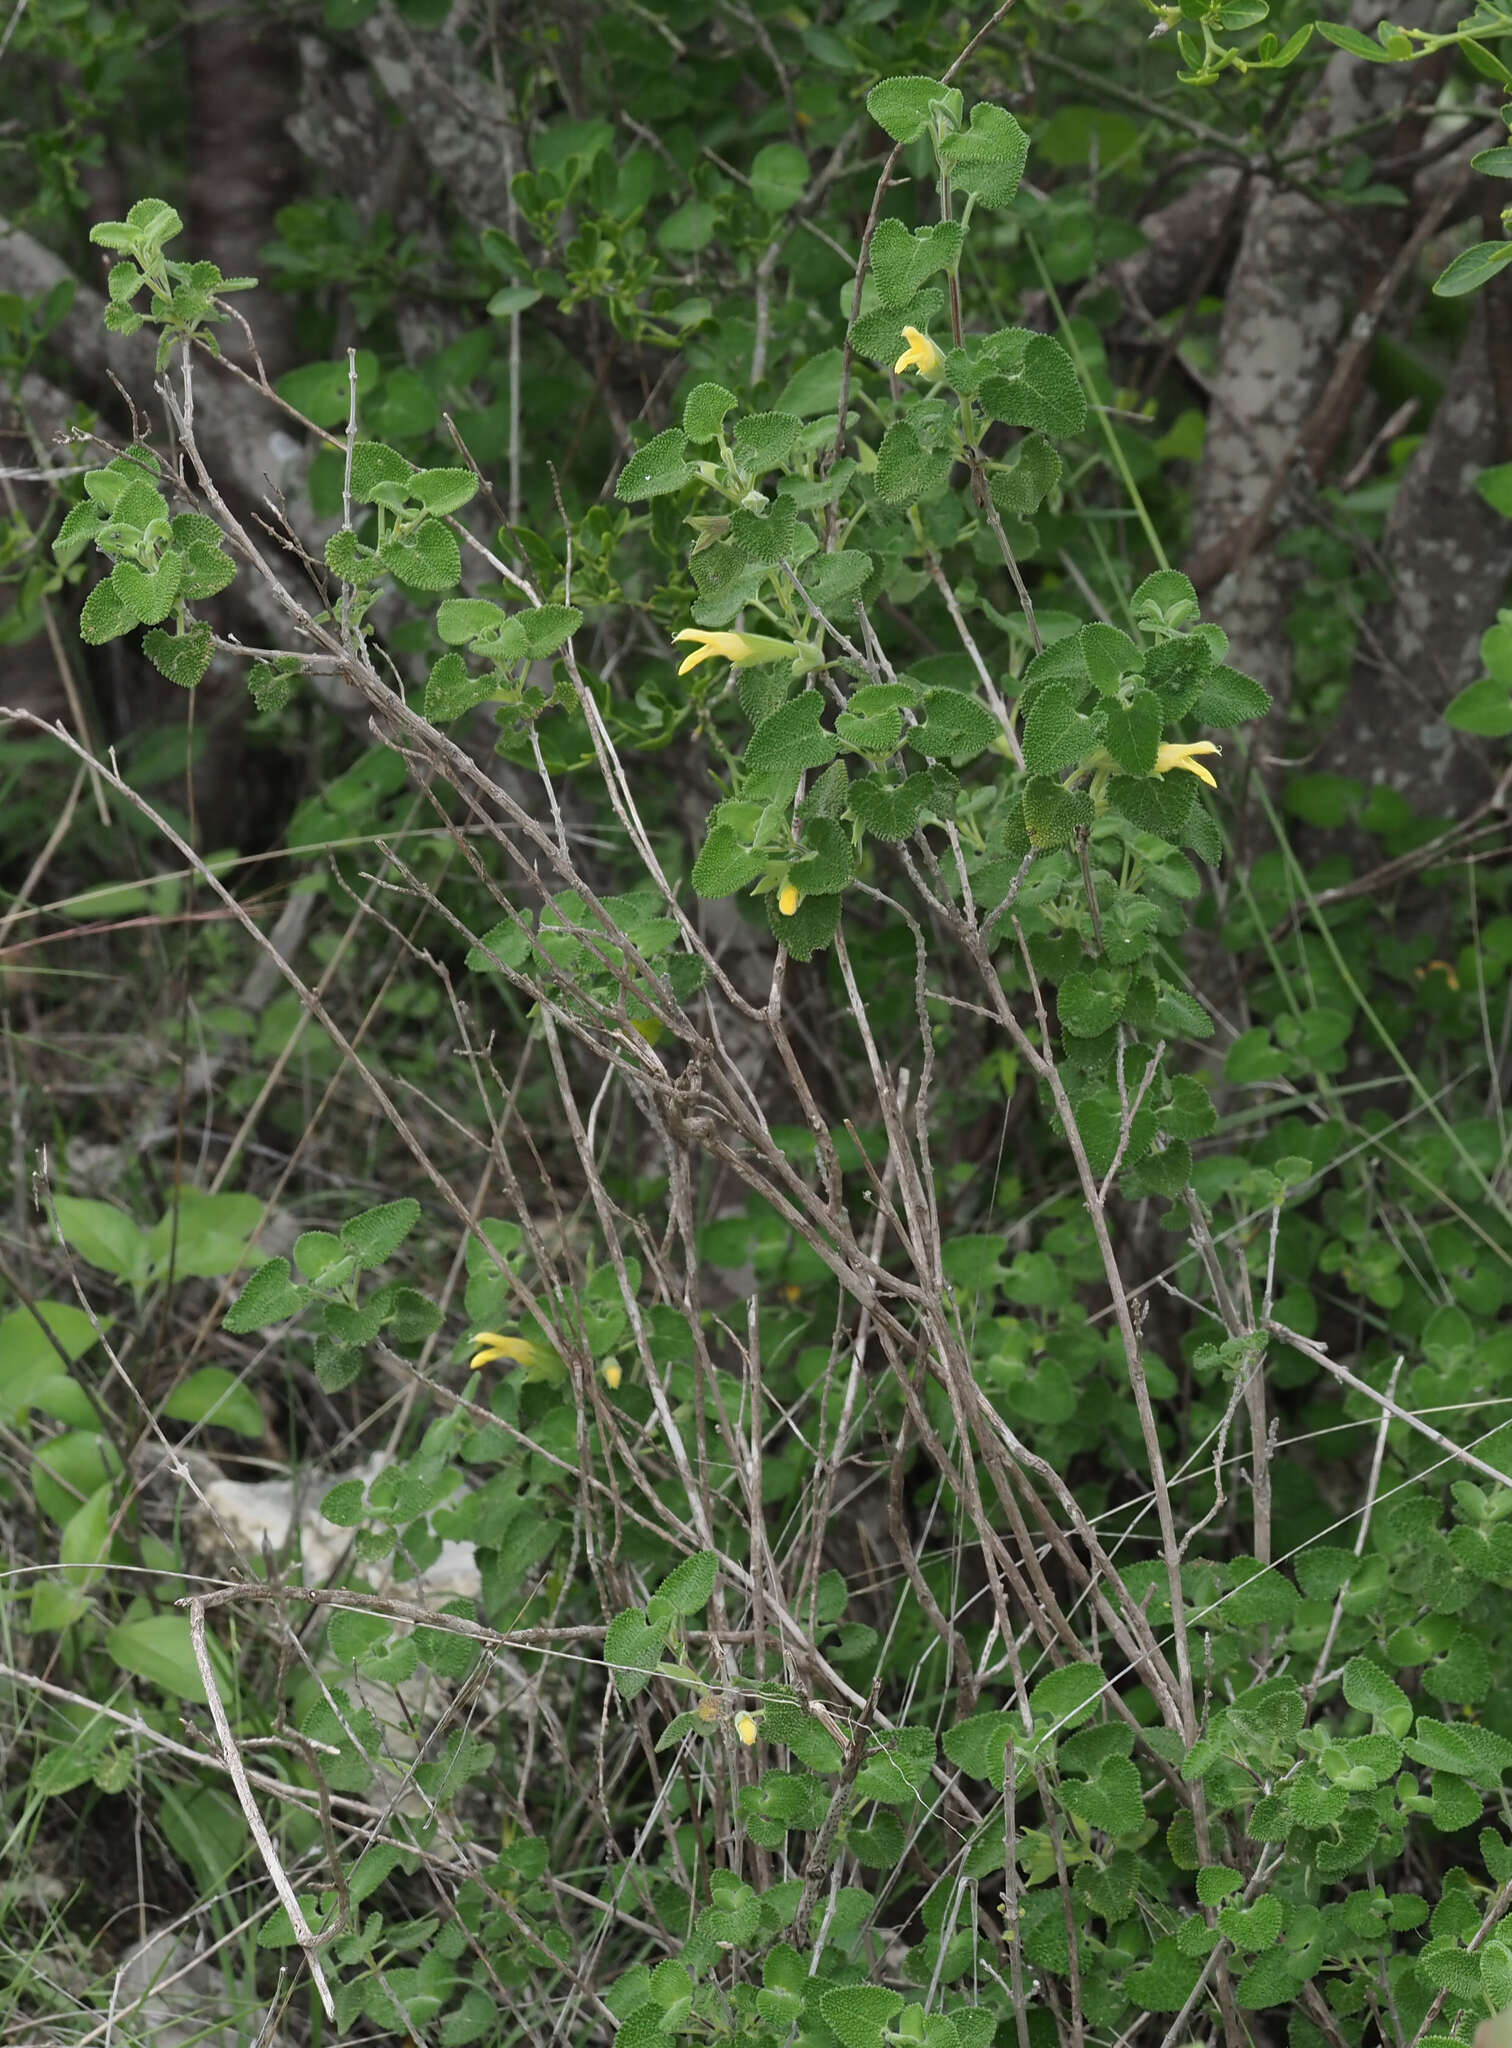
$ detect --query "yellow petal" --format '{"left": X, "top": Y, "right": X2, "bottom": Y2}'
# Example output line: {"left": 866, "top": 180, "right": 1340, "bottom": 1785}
{"left": 735, "top": 1712, "right": 759, "bottom": 1746}
{"left": 468, "top": 1331, "right": 550, "bottom": 1371}
{"left": 1153, "top": 740, "right": 1221, "bottom": 789}
{"left": 894, "top": 325, "right": 945, "bottom": 377}
{"left": 777, "top": 882, "right": 802, "bottom": 917}
{"left": 603, "top": 1360, "right": 623, "bottom": 1390}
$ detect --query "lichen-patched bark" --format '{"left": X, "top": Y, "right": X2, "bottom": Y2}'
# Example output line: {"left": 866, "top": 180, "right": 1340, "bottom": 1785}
{"left": 1317, "top": 277, "right": 1512, "bottom": 813}
{"left": 1185, "top": 0, "right": 1458, "bottom": 725}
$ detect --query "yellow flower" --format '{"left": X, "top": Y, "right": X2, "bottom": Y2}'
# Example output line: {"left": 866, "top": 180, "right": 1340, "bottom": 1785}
{"left": 468, "top": 1330, "right": 551, "bottom": 1372}
{"left": 894, "top": 325, "right": 946, "bottom": 378}
{"left": 602, "top": 1360, "right": 623, "bottom": 1390}
{"left": 672, "top": 629, "right": 812, "bottom": 677}
{"left": 735, "top": 1712, "right": 759, "bottom": 1746}
{"left": 777, "top": 882, "right": 802, "bottom": 917}
{"left": 1417, "top": 959, "right": 1460, "bottom": 991}
{"left": 695, "top": 1694, "right": 720, "bottom": 1724}
{"left": 1153, "top": 740, "right": 1221, "bottom": 788}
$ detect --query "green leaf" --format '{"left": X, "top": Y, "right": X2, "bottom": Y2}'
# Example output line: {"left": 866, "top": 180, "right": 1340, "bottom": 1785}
{"left": 692, "top": 824, "right": 766, "bottom": 898}
{"left": 277, "top": 355, "right": 380, "bottom": 428}
{"left": 1061, "top": 1754, "right": 1144, "bottom": 1835}
{"left": 865, "top": 75, "right": 956, "bottom": 144}
{"left": 853, "top": 287, "right": 946, "bottom": 366}
{"left": 97, "top": 197, "right": 184, "bottom": 250}
{"left": 465, "top": 918, "right": 531, "bottom": 972}
{"left": 340, "top": 1198, "right": 420, "bottom": 1270}
{"left": 323, "top": 528, "right": 376, "bottom": 584}
{"left": 486, "top": 284, "right": 542, "bottom": 317}
{"left": 1197, "top": 1867, "right": 1245, "bottom": 1907}
{"left": 1132, "top": 569, "right": 1201, "bottom": 631}
{"left": 437, "top": 598, "right": 505, "bottom": 644}
{"left": 875, "top": 420, "right": 951, "bottom": 505}
{"left": 146, "top": 1191, "right": 264, "bottom": 1280}
{"left": 605, "top": 1607, "right": 666, "bottom": 1700}
{"left": 143, "top": 622, "right": 213, "bottom": 690}
{"left": 1433, "top": 239, "right": 1512, "bottom": 298}
{"left": 224, "top": 1257, "right": 307, "bottom": 1333}
{"left": 732, "top": 411, "right": 803, "bottom": 474}
{"left": 1106, "top": 771, "right": 1196, "bottom": 841}
{"left": 1103, "top": 690, "right": 1162, "bottom": 775}
{"left": 769, "top": 888, "right": 842, "bottom": 960}
{"left": 0, "top": 1302, "right": 102, "bottom": 1426}
{"left": 1129, "top": 1938, "right": 1205, "bottom": 2013}
{"left": 521, "top": 603, "right": 583, "bottom": 658}
{"left": 162, "top": 1368, "right": 263, "bottom": 1438}
{"left": 290, "top": 1228, "right": 348, "bottom": 1277}
{"left": 54, "top": 500, "right": 103, "bottom": 566}
{"left": 616, "top": 427, "right": 694, "bottom": 501}
{"left": 106, "top": 1614, "right": 208, "bottom": 1702}
{"left": 1159, "top": 1074, "right": 1217, "bottom": 1139}
{"left": 348, "top": 439, "right": 411, "bottom": 500}
{"left": 990, "top": 434, "right": 1061, "bottom": 517}
{"left": 1058, "top": 970, "right": 1123, "bottom": 1038}
{"left": 1030, "top": 1663, "right": 1107, "bottom": 1731}
{"left": 847, "top": 768, "right": 957, "bottom": 842}
{"left": 942, "top": 1711, "right": 1019, "bottom": 1783}
{"left": 776, "top": 348, "right": 845, "bottom": 418}
{"left": 1444, "top": 677, "right": 1512, "bottom": 737}
{"left": 837, "top": 704, "right": 904, "bottom": 755}
{"left": 1191, "top": 664, "right": 1272, "bottom": 726}
{"left": 869, "top": 218, "right": 963, "bottom": 308}
{"left": 60, "top": 1482, "right": 113, "bottom": 1575}
{"left": 1022, "top": 775, "right": 1093, "bottom": 849}
{"left": 1482, "top": 618, "right": 1512, "bottom": 684}
{"left": 658, "top": 199, "right": 719, "bottom": 253}
{"left": 789, "top": 817, "right": 855, "bottom": 894}
{"left": 729, "top": 496, "right": 798, "bottom": 566}
{"left": 380, "top": 518, "right": 461, "bottom": 591}
{"left": 424, "top": 653, "right": 484, "bottom": 724}
{"left": 408, "top": 467, "right": 477, "bottom": 516}
{"left": 1315, "top": 19, "right": 1400, "bottom": 60}
{"left": 750, "top": 142, "right": 810, "bottom": 212}
{"left": 682, "top": 382, "right": 738, "bottom": 443}
{"left": 744, "top": 692, "right": 838, "bottom": 776}
{"left": 52, "top": 1196, "right": 146, "bottom": 1284}
{"left": 1234, "top": 1951, "right": 1310, "bottom": 2010}
{"left": 321, "top": 1479, "right": 366, "bottom": 1528}
{"left": 1152, "top": 982, "right": 1213, "bottom": 1039}
{"left": 1475, "top": 463, "right": 1512, "bottom": 517}
{"left": 805, "top": 549, "right": 874, "bottom": 610}
{"left": 1023, "top": 682, "right": 1097, "bottom": 775}
{"left": 980, "top": 335, "right": 1087, "bottom": 435}
{"left": 178, "top": 540, "right": 236, "bottom": 602}
{"left": 820, "top": 1986, "right": 906, "bottom": 2048}
{"left": 78, "top": 578, "right": 133, "bottom": 645}
{"left": 249, "top": 659, "right": 301, "bottom": 712}
{"left": 911, "top": 689, "right": 998, "bottom": 766}
{"left": 1283, "top": 773, "right": 1359, "bottom": 827}
{"left": 937, "top": 100, "right": 1029, "bottom": 209}
{"left": 654, "top": 1550, "right": 717, "bottom": 1614}
{"left": 1343, "top": 1656, "right": 1413, "bottom": 1738}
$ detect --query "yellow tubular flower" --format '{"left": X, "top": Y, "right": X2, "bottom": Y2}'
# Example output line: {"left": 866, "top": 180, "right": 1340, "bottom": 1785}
{"left": 735, "top": 1712, "right": 759, "bottom": 1746}
{"left": 777, "top": 882, "right": 802, "bottom": 917}
{"left": 468, "top": 1330, "right": 551, "bottom": 1372}
{"left": 1153, "top": 740, "right": 1221, "bottom": 788}
{"left": 602, "top": 1360, "right": 623, "bottom": 1390}
{"left": 1418, "top": 959, "right": 1460, "bottom": 991}
{"left": 894, "top": 325, "right": 946, "bottom": 378}
{"left": 672, "top": 628, "right": 807, "bottom": 676}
